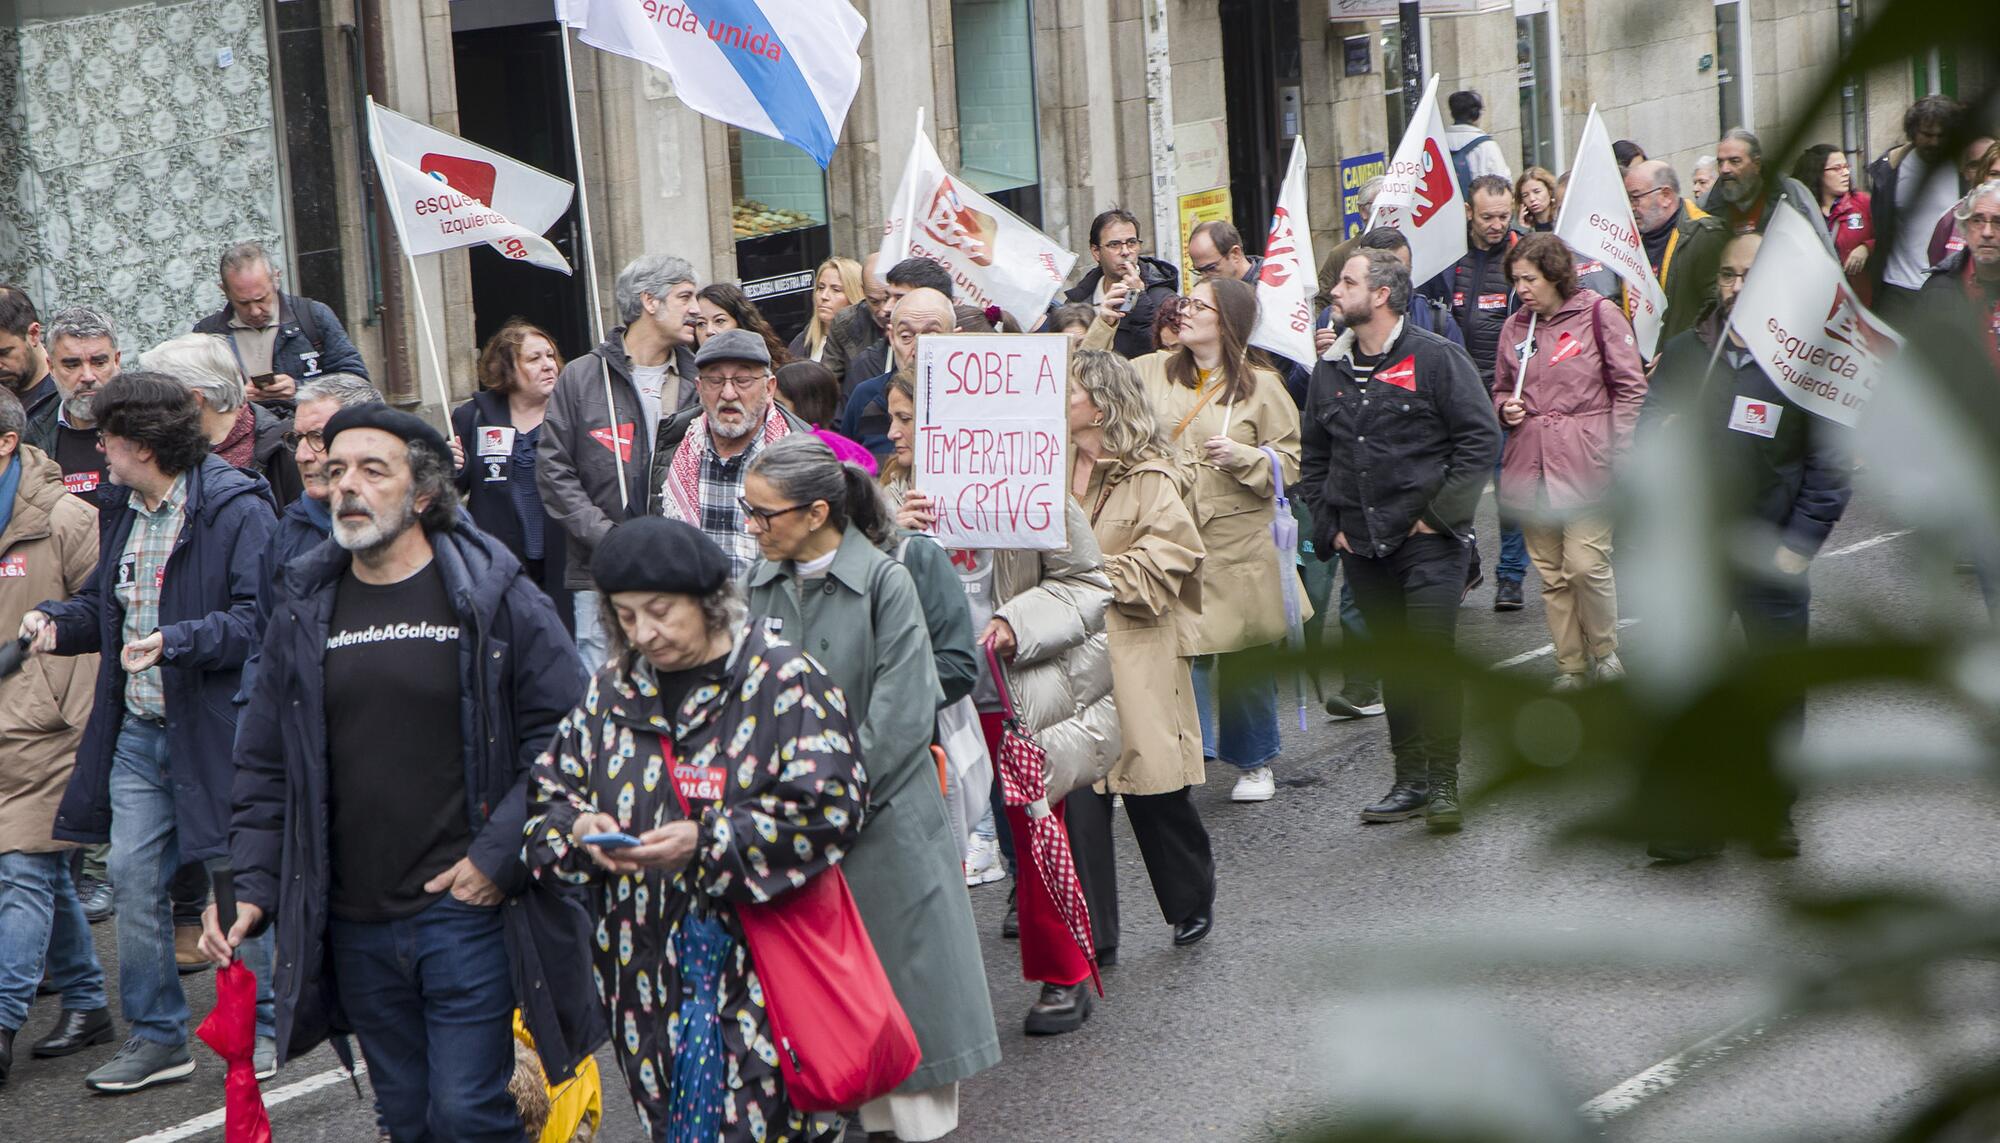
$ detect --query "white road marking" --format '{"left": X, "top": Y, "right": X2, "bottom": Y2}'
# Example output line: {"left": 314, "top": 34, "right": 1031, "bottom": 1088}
{"left": 1489, "top": 530, "right": 1910, "bottom": 672}
{"left": 124, "top": 1061, "right": 368, "bottom": 1143}
{"left": 1578, "top": 1015, "right": 1773, "bottom": 1123}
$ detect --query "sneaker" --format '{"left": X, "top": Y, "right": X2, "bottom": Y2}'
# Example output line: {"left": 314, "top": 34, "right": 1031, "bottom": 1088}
{"left": 254, "top": 1036, "right": 278, "bottom": 1081}
{"left": 963, "top": 834, "right": 1005, "bottom": 887}
{"left": 1551, "top": 672, "right": 1587, "bottom": 693}
{"left": 1324, "top": 683, "right": 1385, "bottom": 720}
{"left": 174, "top": 925, "right": 207, "bottom": 975}
{"left": 77, "top": 875, "right": 114, "bottom": 924}
{"left": 1230, "top": 766, "right": 1276, "bottom": 802}
{"left": 1493, "top": 579, "right": 1525, "bottom": 611}
{"left": 85, "top": 1037, "right": 194, "bottom": 1093}
{"left": 1592, "top": 652, "right": 1627, "bottom": 683}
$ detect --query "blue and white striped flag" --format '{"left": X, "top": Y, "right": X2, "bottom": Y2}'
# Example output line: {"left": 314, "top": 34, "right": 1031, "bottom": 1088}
{"left": 556, "top": 0, "right": 865, "bottom": 169}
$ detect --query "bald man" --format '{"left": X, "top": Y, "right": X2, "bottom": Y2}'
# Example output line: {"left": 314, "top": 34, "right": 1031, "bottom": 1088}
{"left": 841, "top": 288, "right": 958, "bottom": 456}
{"left": 1623, "top": 159, "right": 1729, "bottom": 343}
{"left": 822, "top": 252, "right": 891, "bottom": 385}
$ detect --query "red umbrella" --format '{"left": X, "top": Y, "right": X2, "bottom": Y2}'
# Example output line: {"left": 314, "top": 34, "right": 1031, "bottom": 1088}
{"left": 985, "top": 645, "right": 1101, "bottom": 994}
{"left": 195, "top": 865, "right": 272, "bottom": 1143}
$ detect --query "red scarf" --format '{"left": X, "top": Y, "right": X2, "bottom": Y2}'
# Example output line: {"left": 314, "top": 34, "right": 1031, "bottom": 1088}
{"left": 663, "top": 404, "right": 792, "bottom": 523}
{"left": 216, "top": 405, "right": 258, "bottom": 470}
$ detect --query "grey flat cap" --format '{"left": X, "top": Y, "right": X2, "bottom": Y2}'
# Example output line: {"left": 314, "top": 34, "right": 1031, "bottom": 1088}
{"left": 694, "top": 328, "right": 771, "bottom": 368}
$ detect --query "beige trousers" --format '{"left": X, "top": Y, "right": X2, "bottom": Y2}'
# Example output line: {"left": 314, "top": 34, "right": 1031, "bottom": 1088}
{"left": 1520, "top": 513, "right": 1619, "bottom": 675}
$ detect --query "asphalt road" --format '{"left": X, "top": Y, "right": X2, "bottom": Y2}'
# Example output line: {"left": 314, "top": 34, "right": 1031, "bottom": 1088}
{"left": 5, "top": 487, "right": 1994, "bottom": 1143}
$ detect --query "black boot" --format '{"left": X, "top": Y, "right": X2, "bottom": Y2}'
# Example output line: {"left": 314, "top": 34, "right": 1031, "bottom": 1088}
{"left": 1000, "top": 885, "right": 1019, "bottom": 940}
{"left": 1360, "top": 780, "right": 1428, "bottom": 822}
{"left": 1425, "top": 769, "right": 1463, "bottom": 834}
{"left": 31, "top": 1007, "right": 113, "bottom": 1058}
{"left": 1023, "top": 982, "right": 1094, "bottom": 1035}
{"left": 0, "top": 1025, "right": 14, "bottom": 1086}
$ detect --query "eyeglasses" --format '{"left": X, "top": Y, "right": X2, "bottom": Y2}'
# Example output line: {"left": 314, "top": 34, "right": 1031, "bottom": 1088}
{"left": 1964, "top": 214, "right": 2000, "bottom": 233}
{"left": 1717, "top": 269, "right": 1749, "bottom": 284}
{"left": 1627, "top": 186, "right": 1670, "bottom": 206}
{"left": 1097, "top": 238, "right": 1142, "bottom": 252}
{"left": 698, "top": 372, "right": 769, "bottom": 393}
{"left": 1192, "top": 259, "right": 1224, "bottom": 277}
{"left": 736, "top": 496, "right": 811, "bottom": 528}
{"left": 281, "top": 429, "right": 326, "bottom": 451}
{"left": 1176, "top": 295, "right": 1216, "bottom": 316}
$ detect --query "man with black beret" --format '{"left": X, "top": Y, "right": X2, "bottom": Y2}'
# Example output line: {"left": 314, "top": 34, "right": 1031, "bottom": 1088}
{"left": 204, "top": 404, "right": 597, "bottom": 1140}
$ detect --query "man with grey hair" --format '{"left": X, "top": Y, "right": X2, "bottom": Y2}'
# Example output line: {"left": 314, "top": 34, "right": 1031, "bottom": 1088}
{"left": 43, "top": 306, "right": 121, "bottom": 507}
{"left": 654, "top": 329, "right": 808, "bottom": 579}
{"left": 191, "top": 242, "right": 367, "bottom": 409}
{"left": 1302, "top": 247, "right": 1501, "bottom": 833}
{"left": 538, "top": 254, "right": 702, "bottom": 666}
{"left": 258, "top": 373, "right": 381, "bottom": 636}
{"left": 1689, "top": 155, "right": 1719, "bottom": 203}
{"left": 1917, "top": 179, "right": 2000, "bottom": 364}
{"left": 1703, "top": 129, "right": 1820, "bottom": 240}
{"left": 145, "top": 334, "right": 302, "bottom": 506}
{"left": 1623, "top": 160, "right": 1729, "bottom": 343}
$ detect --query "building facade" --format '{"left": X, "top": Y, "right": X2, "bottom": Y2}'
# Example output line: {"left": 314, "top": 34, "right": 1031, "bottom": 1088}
{"left": 0, "top": 0, "right": 1984, "bottom": 417}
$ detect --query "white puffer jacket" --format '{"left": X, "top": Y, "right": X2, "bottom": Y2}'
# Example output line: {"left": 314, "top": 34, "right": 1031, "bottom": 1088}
{"left": 991, "top": 498, "right": 1122, "bottom": 793}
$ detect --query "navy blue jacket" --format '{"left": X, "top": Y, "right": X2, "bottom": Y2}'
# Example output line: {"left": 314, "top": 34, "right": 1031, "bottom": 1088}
{"left": 840, "top": 369, "right": 896, "bottom": 458}
{"left": 192, "top": 293, "right": 368, "bottom": 386}
{"left": 228, "top": 516, "right": 600, "bottom": 1073}
{"left": 46, "top": 455, "right": 278, "bottom": 860}
{"left": 451, "top": 390, "right": 572, "bottom": 632}
{"left": 238, "top": 493, "right": 332, "bottom": 702}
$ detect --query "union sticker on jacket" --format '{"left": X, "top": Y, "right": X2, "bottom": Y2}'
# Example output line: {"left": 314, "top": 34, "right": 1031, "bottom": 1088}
{"left": 477, "top": 426, "right": 516, "bottom": 457}
{"left": 1548, "top": 331, "right": 1583, "bottom": 365}
{"left": 1376, "top": 355, "right": 1418, "bottom": 392}
{"left": 1727, "top": 395, "right": 1782, "bottom": 438}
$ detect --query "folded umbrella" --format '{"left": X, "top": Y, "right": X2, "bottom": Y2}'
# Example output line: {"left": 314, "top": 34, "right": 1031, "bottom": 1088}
{"left": 984, "top": 643, "right": 1101, "bottom": 994}
{"left": 195, "top": 862, "right": 272, "bottom": 1143}
{"left": 1261, "top": 446, "right": 1311, "bottom": 731}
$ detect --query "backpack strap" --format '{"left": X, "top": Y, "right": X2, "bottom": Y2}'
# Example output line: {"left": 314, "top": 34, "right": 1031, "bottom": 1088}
{"left": 288, "top": 293, "right": 324, "bottom": 354}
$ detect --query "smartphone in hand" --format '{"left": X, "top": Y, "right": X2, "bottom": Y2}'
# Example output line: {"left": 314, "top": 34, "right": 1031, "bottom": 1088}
{"left": 581, "top": 832, "right": 643, "bottom": 850}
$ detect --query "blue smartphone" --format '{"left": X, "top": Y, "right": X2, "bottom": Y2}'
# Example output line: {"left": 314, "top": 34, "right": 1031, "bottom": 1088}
{"left": 581, "top": 832, "right": 643, "bottom": 850}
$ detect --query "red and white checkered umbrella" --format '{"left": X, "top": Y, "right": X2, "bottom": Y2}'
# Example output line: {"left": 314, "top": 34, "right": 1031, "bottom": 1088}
{"left": 986, "top": 645, "right": 1101, "bottom": 994}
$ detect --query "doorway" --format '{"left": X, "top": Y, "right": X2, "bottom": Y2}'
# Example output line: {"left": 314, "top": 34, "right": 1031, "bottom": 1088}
{"left": 450, "top": 20, "right": 593, "bottom": 361}
{"left": 1219, "top": 0, "right": 1301, "bottom": 254}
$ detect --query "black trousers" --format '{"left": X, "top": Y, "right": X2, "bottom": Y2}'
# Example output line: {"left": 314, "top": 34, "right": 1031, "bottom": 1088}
{"left": 1065, "top": 783, "right": 1216, "bottom": 940}
{"left": 170, "top": 862, "right": 207, "bottom": 927}
{"left": 1341, "top": 533, "right": 1472, "bottom": 784}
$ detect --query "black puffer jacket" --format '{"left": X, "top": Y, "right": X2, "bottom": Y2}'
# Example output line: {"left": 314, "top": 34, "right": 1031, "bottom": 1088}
{"left": 1300, "top": 318, "right": 1501, "bottom": 560}
{"left": 1063, "top": 255, "right": 1181, "bottom": 359}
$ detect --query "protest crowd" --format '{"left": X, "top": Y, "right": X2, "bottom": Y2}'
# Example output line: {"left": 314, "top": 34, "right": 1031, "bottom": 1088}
{"left": 0, "top": 6, "right": 1993, "bottom": 1135}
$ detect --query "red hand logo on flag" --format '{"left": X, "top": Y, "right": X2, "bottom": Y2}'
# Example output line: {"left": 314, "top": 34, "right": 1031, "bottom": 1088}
{"left": 1258, "top": 207, "right": 1296, "bottom": 288}
{"left": 921, "top": 177, "right": 998, "bottom": 267}
{"left": 418, "top": 153, "right": 497, "bottom": 206}
{"left": 1377, "top": 355, "right": 1418, "bottom": 391}
{"left": 1823, "top": 289, "right": 1896, "bottom": 361}
{"left": 590, "top": 422, "right": 635, "bottom": 463}
{"left": 1411, "top": 139, "right": 1454, "bottom": 226}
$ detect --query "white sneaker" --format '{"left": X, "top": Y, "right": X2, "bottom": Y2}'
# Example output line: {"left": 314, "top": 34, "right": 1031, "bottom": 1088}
{"left": 1551, "top": 672, "right": 1588, "bottom": 693}
{"left": 1592, "top": 652, "right": 1627, "bottom": 683}
{"left": 963, "top": 834, "right": 1006, "bottom": 886}
{"left": 1231, "top": 766, "right": 1277, "bottom": 803}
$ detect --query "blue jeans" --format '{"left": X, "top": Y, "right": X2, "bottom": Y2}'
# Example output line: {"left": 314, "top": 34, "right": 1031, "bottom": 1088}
{"left": 0, "top": 850, "right": 107, "bottom": 1031}
{"left": 573, "top": 590, "right": 608, "bottom": 672}
{"left": 108, "top": 715, "right": 191, "bottom": 1045}
{"left": 1495, "top": 460, "right": 1528, "bottom": 583}
{"left": 1192, "top": 649, "right": 1283, "bottom": 771}
{"left": 329, "top": 895, "right": 522, "bottom": 1142}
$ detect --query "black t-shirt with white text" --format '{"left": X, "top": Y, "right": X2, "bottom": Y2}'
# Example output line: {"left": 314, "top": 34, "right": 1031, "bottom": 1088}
{"left": 324, "top": 559, "right": 469, "bottom": 922}
{"left": 52, "top": 422, "right": 105, "bottom": 502}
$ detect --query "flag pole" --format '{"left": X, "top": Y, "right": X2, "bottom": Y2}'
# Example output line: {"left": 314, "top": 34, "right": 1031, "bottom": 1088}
{"left": 400, "top": 252, "right": 456, "bottom": 436}
{"left": 1513, "top": 104, "right": 1596, "bottom": 402}
{"left": 559, "top": 24, "right": 631, "bottom": 513}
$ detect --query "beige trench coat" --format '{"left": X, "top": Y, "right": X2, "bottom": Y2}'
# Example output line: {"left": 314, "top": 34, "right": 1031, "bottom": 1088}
{"left": 1084, "top": 325, "right": 1310, "bottom": 654}
{"left": 1080, "top": 455, "right": 1206, "bottom": 796}
{"left": 0, "top": 447, "right": 99, "bottom": 854}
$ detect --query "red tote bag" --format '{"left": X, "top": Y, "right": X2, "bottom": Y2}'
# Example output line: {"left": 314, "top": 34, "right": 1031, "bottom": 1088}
{"left": 663, "top": 736, "right": 919, "bottom": 1111}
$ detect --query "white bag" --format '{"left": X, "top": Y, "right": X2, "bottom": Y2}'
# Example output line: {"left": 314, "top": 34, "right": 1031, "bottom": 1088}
{"left": 936, "top": 697, "right": 993, "bottom": 863}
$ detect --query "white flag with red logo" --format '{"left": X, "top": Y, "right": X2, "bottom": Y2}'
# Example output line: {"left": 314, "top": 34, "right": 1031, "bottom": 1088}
{"left": 1249, "top": 139, "right": 1318, "bottom": 365}
{"left": 366, "top": 97, "right": 574, "bottom": 274}
{"left": 1555, "top": 105, "right": 1668, "bottom": 357}
{"left": 878, "top": 110, "right": 1075, "bottom": 324}
{"left": 1366, "top": 74, "right": 1466, "bottom": 288}
{"left": 1727, "top": 201, "right": 1901, "bottom": 427}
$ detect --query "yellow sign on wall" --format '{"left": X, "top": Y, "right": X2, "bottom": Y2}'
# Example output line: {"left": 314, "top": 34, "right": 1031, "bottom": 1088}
{"left": 1177, "top": 187, "right": 1234, "bottom": 293}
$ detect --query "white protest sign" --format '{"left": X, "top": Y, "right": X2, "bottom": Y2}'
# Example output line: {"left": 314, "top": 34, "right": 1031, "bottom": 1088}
{"left": 1250, "top": 139, "right": 1319, "bottom": 365}
{"left": 914, "top": 334, "right": 1069, "bottom": 551}
{"left": 1365, "top": 74, "right": 1467, "bottom": 288}
{"left": 880, "top": 110, "right": 1076, "bottom": 324}
{"left": 1727, "top": 203, "right": 1902, "bottom": 427}
{"left": 366, "top": 98, "right": 575, "bottom": 273}
{"left": 1555, "top": 106, "right": 1669, "bottom": 357}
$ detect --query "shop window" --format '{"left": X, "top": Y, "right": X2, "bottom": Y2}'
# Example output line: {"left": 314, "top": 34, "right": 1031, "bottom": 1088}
{"left": 1515, "top": 0, "right": 1559, "bottom": 173}
{"left": 952, "top": 0, "right": 1041, "bottom": 225}
{"left": 730, "top": 130, "right": 827, "bottom": 242}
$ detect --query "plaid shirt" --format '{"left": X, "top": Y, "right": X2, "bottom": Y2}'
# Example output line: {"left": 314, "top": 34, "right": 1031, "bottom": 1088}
{"left": 116, "top": 473, "right": 188, "bottom": 720}
{"left": 698, "top": 434, "right": 771, "bottom": 581}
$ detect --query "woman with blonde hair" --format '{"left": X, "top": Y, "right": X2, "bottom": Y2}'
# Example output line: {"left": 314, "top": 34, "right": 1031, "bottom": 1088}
{"left": 1517, "top": 166, "right": 1560, "bottom": 231}
{"left": 1084, "top": 273, "right": 1304, "bottom": 805}
{"left": 788, "top": 256, "right": 865, "bottom": 363}
{"left": 1066, "top": 347, "right": 1215, "bottom": 950}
